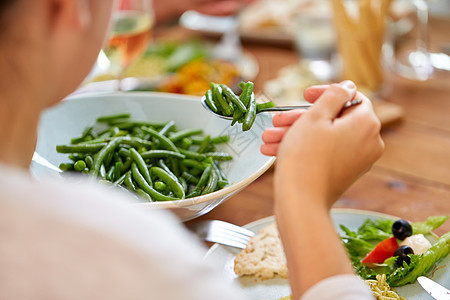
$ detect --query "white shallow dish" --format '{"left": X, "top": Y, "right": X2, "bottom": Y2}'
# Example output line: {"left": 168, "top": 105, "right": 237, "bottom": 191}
{"left": 205, "top": 208, "right": 450, "bottom": 300}
{"left": 32, "top": 92, "right": 275, "bottom": 221}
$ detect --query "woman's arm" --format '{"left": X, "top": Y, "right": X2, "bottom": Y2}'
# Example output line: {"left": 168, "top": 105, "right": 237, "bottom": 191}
{"left": 262, "top": 81, "right": 384, "bottom": 299}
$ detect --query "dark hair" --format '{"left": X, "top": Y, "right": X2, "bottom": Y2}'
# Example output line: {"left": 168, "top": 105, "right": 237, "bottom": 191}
{"left": 0, "top": 0, "right": 15, "bottom": 12}
{"left": 0, "top": 0, "right": 16, "bottom": 30}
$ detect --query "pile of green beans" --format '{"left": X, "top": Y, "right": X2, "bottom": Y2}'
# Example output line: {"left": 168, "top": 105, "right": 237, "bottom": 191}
{"left": 205, "top": 81, "right": 275, "bottom": 131}
{"left": 56, "top": 113, "right": 232, "bottom": 202}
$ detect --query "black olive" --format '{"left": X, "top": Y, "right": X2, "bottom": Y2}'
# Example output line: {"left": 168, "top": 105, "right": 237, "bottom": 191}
{"left": 394, "top": 245, "right": 414, "bottom": 266}
{"left": 392, "top": 219, "right": 413, "bottom": 240}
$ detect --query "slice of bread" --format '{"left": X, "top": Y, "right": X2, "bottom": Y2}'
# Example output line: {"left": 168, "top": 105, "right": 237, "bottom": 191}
{"left": 234, "top": 222, "right": 287, "bottom": 280}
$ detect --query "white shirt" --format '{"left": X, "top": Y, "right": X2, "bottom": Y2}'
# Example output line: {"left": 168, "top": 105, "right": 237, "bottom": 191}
{"left": 0, "top": 164, "right": 373, "bottom": 299}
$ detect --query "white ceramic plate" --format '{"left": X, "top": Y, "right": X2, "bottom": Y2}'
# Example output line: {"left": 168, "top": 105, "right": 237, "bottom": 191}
{"left": 204, "top": 208, "right": 450, "bottom": 300}
{"left": 32, "top": 92, "right": 275, "bottom": 221}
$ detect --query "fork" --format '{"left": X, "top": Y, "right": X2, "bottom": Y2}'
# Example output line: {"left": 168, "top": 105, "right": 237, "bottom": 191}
{"left": 186, "top": 220, "right": 255, "bottom": 249}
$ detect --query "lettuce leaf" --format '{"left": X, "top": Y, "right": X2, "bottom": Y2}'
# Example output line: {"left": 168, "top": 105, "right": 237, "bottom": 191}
{"left": 412, "top": 216, "right": 449, "bottom": 235}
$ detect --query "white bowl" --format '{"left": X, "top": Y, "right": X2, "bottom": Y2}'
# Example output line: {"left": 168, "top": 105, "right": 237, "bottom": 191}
{"left": 32, "top": 92, "right": 275, "bottom": 221}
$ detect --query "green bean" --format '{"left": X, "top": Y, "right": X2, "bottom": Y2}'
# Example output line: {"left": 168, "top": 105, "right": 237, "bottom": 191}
{"left": 96, "top": 113, "right": 131, "bottom": 123}
{"left": 114, "top": 161, "right": 122, "bottom": 180}
{"left": 124, "top": 171, "right": 136, "bottom": 191}
{"left": 109, "top": 120, "right": 166, "bottom": 129}
{"left": 191, "top": 135, "right": 229, "bottom": 145}
{"left": 78, "top": 138, "right": 110, "bottom": 145}
{"left": 190, "top": 168, "right": 202, "bottom": 176}
{"left": 99, "top": 164, "right": 106, "bottom": 179}
{"left": 211, "top": 163, "right": 227, "bottom": 190}
{"left": 120, "top": 137, "right": 152, "bottom": 148}
{"left": 256, "top": 101, "right": 275, "bottom": 112}
{"left": 129, "top": 148, "right": 152, "bottom": 185}
{"left": 159, "top": 120, "right": 176, "bottom": 136}
{"left": 169, "top": 157, "right": 180, "bottom": 177}
{"left": 104, "top": 151, "right": 114, "bottom": 168}
{"left": 84, "top": 156, "right": 94, "bottom": 168}
{"left": 187, "top": 164, "right": 211, "bottom": 198}
{"left": 231, "top": 109, "right": 241, "bottom": 126}
{"left": 90, "top": 137, "right": 123, "bottom": 178}
{"left": 197, "top": 135, "right": 211, "bottom": 153}
{"left": 106, "top": 166, "right": 116, "bottom": 181}
{"left": 211, "top": 135, "right": 230, "bottom": 144}
{"left": 59, "top": 163, "right": 74, "bottom": 171}
{"left": 232, "top": 81, "right": 254, "bottom": 126}
{"left": 70, "top": 126, "right": 94, "bottom": 144}
{"left": 182, "top": 171, "right": 199, "bottom": 185}
{"left": 242, "top": 92, "right": 256, "bottom": 131}
{"left": 182, "top": 159, "right": 207, "bottom": 171}
{"left": 70, "top": 136, "right": 91, "bottom": 144}
{"left": 211, "top": 83, "right": 232, "bottom": 116}
{"left": 204, "top": 89, "right": 218, "bottom": 113}
{"left": 201, "top": 167, "right": 218, "bottom": 195}
{"left": 179, "top": 177, "right": 188, "bottom": 193}
{"left": 220, "top": 84, "right": 248, "bottom": 113}
{"left": 136, "top": 189, "right": 152, "bottom": 202}
{"left": 56, "top": 143, "right": 107, "bottom": 154}
{"left": 240, "top": 82, "right": 254, "bottom": 107}
{"left": 74, "top": 160, "right": 87, "bottom": 172}
{"left": 179, "top": 148, "right": 205, "bottom": 160}
{"left": 118, "top": 148, "right": 130, "bottom": 158}
{"left": 122, "top": 156, "right": 132, "bottom": 173}
{"left": 169, "top": 128, "right": 203, "bottom": 143}
{"left": 142, "top": 127, "right": 179, "bottom": 153}
{"left": 203, "top": 152, "right": 233, "bottom": 161}
{"left": 109, "top": 126, "right": 120, "bottom": 137}
{"left": 214, "top": 162, "right": 228, "bottom": 182}
{"left": 179, "top": 137, "right": 193, "bottom": 150}
{"left": 150, "top": 167, "right": 185, "bottom": 199}
{"left": 217, "top": 180, "right": 228, "bottom": 189}
{"left": 140, "top": 150, "right": 185, "bottom": 160}
{"left": 131, "top": 163, "right": 178, "bottom": 201}
{"left": 68, "top": 154, "right": 85, "bottom": 162}
{"left": 157, "top": 159, "right": 178, "bottom": 182}
{"left": 113, "top": 173, "right": 126, "bottom": 186}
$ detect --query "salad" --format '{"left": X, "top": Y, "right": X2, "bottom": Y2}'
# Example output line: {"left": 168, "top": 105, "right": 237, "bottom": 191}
{"left": 340, "top": 216, "right": 450, "bottom": 287}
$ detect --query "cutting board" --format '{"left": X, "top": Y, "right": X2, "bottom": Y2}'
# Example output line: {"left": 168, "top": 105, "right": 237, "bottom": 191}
{"left": 372, "top": 100, "right": 404, "bottom": 128}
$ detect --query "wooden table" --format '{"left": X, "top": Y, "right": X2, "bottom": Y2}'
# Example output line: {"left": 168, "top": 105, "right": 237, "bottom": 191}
{"left": 156, "top": 17, "right": 450, "bottom": 236}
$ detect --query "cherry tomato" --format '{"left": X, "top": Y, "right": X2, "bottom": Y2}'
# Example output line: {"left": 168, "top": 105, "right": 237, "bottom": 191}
{"left": 361, "top": 237, "right": 399, "bottom": 264}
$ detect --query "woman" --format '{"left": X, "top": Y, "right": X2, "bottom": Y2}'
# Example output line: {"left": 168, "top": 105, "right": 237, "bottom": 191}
{"left": 0, "top": 0, "right": 383, "bottom": 299}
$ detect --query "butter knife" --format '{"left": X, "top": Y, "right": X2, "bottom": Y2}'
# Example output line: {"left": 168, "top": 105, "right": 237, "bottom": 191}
{"left": 417, "top": 276, "right": 450, "bottom": 300}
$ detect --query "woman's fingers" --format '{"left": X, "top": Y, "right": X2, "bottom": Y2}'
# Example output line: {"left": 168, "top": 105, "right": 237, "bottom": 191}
{"left": 262, "top": 127, "right": 289, "bottom": 144}
{"left": 261, "top": 127, "right": 288, "bottom": 156}
{"left": 338, "top": 91, "right": 373, "bottom": 118}
{"left": 310, "top": 81, "right": 357, "bottom": 119}
{"left": 303, "top": 85, "right": 329, "bottom": 103}
{"left": 260, "top": 143, "right": 279, "bottom": 156}
{"left": 272, "top": 110, "right": 306, "bottom": 127}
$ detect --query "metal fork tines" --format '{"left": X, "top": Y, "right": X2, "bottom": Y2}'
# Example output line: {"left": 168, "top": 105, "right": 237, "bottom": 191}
{"left": 187, "top": 220, "right": 255, "bottom": 249}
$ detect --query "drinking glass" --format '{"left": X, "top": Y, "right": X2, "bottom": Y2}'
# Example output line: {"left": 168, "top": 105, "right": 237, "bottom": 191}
{"left": 101, "top": 0, "right": 154, "bottom": 91}
{"left": 293, "top": 0, "right": 338, "bottom": 82}
{"left": 392, "top": 0, "right": 434, "bottom": 81}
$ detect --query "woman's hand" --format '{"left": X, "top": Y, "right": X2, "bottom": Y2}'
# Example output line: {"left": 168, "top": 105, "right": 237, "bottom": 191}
{"left": 264, "top": 82, "right": 384, "bottom": 298}
{"left": 262, "top": 81, "right": 384, "bottom": 208}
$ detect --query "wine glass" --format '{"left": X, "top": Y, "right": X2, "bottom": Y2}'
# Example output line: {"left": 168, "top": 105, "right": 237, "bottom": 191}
{"left": 392, "top": 0, "right": 434, "bottom": 81}
{"left": 101, "top": 0, "right": 154, "bottom": 91}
